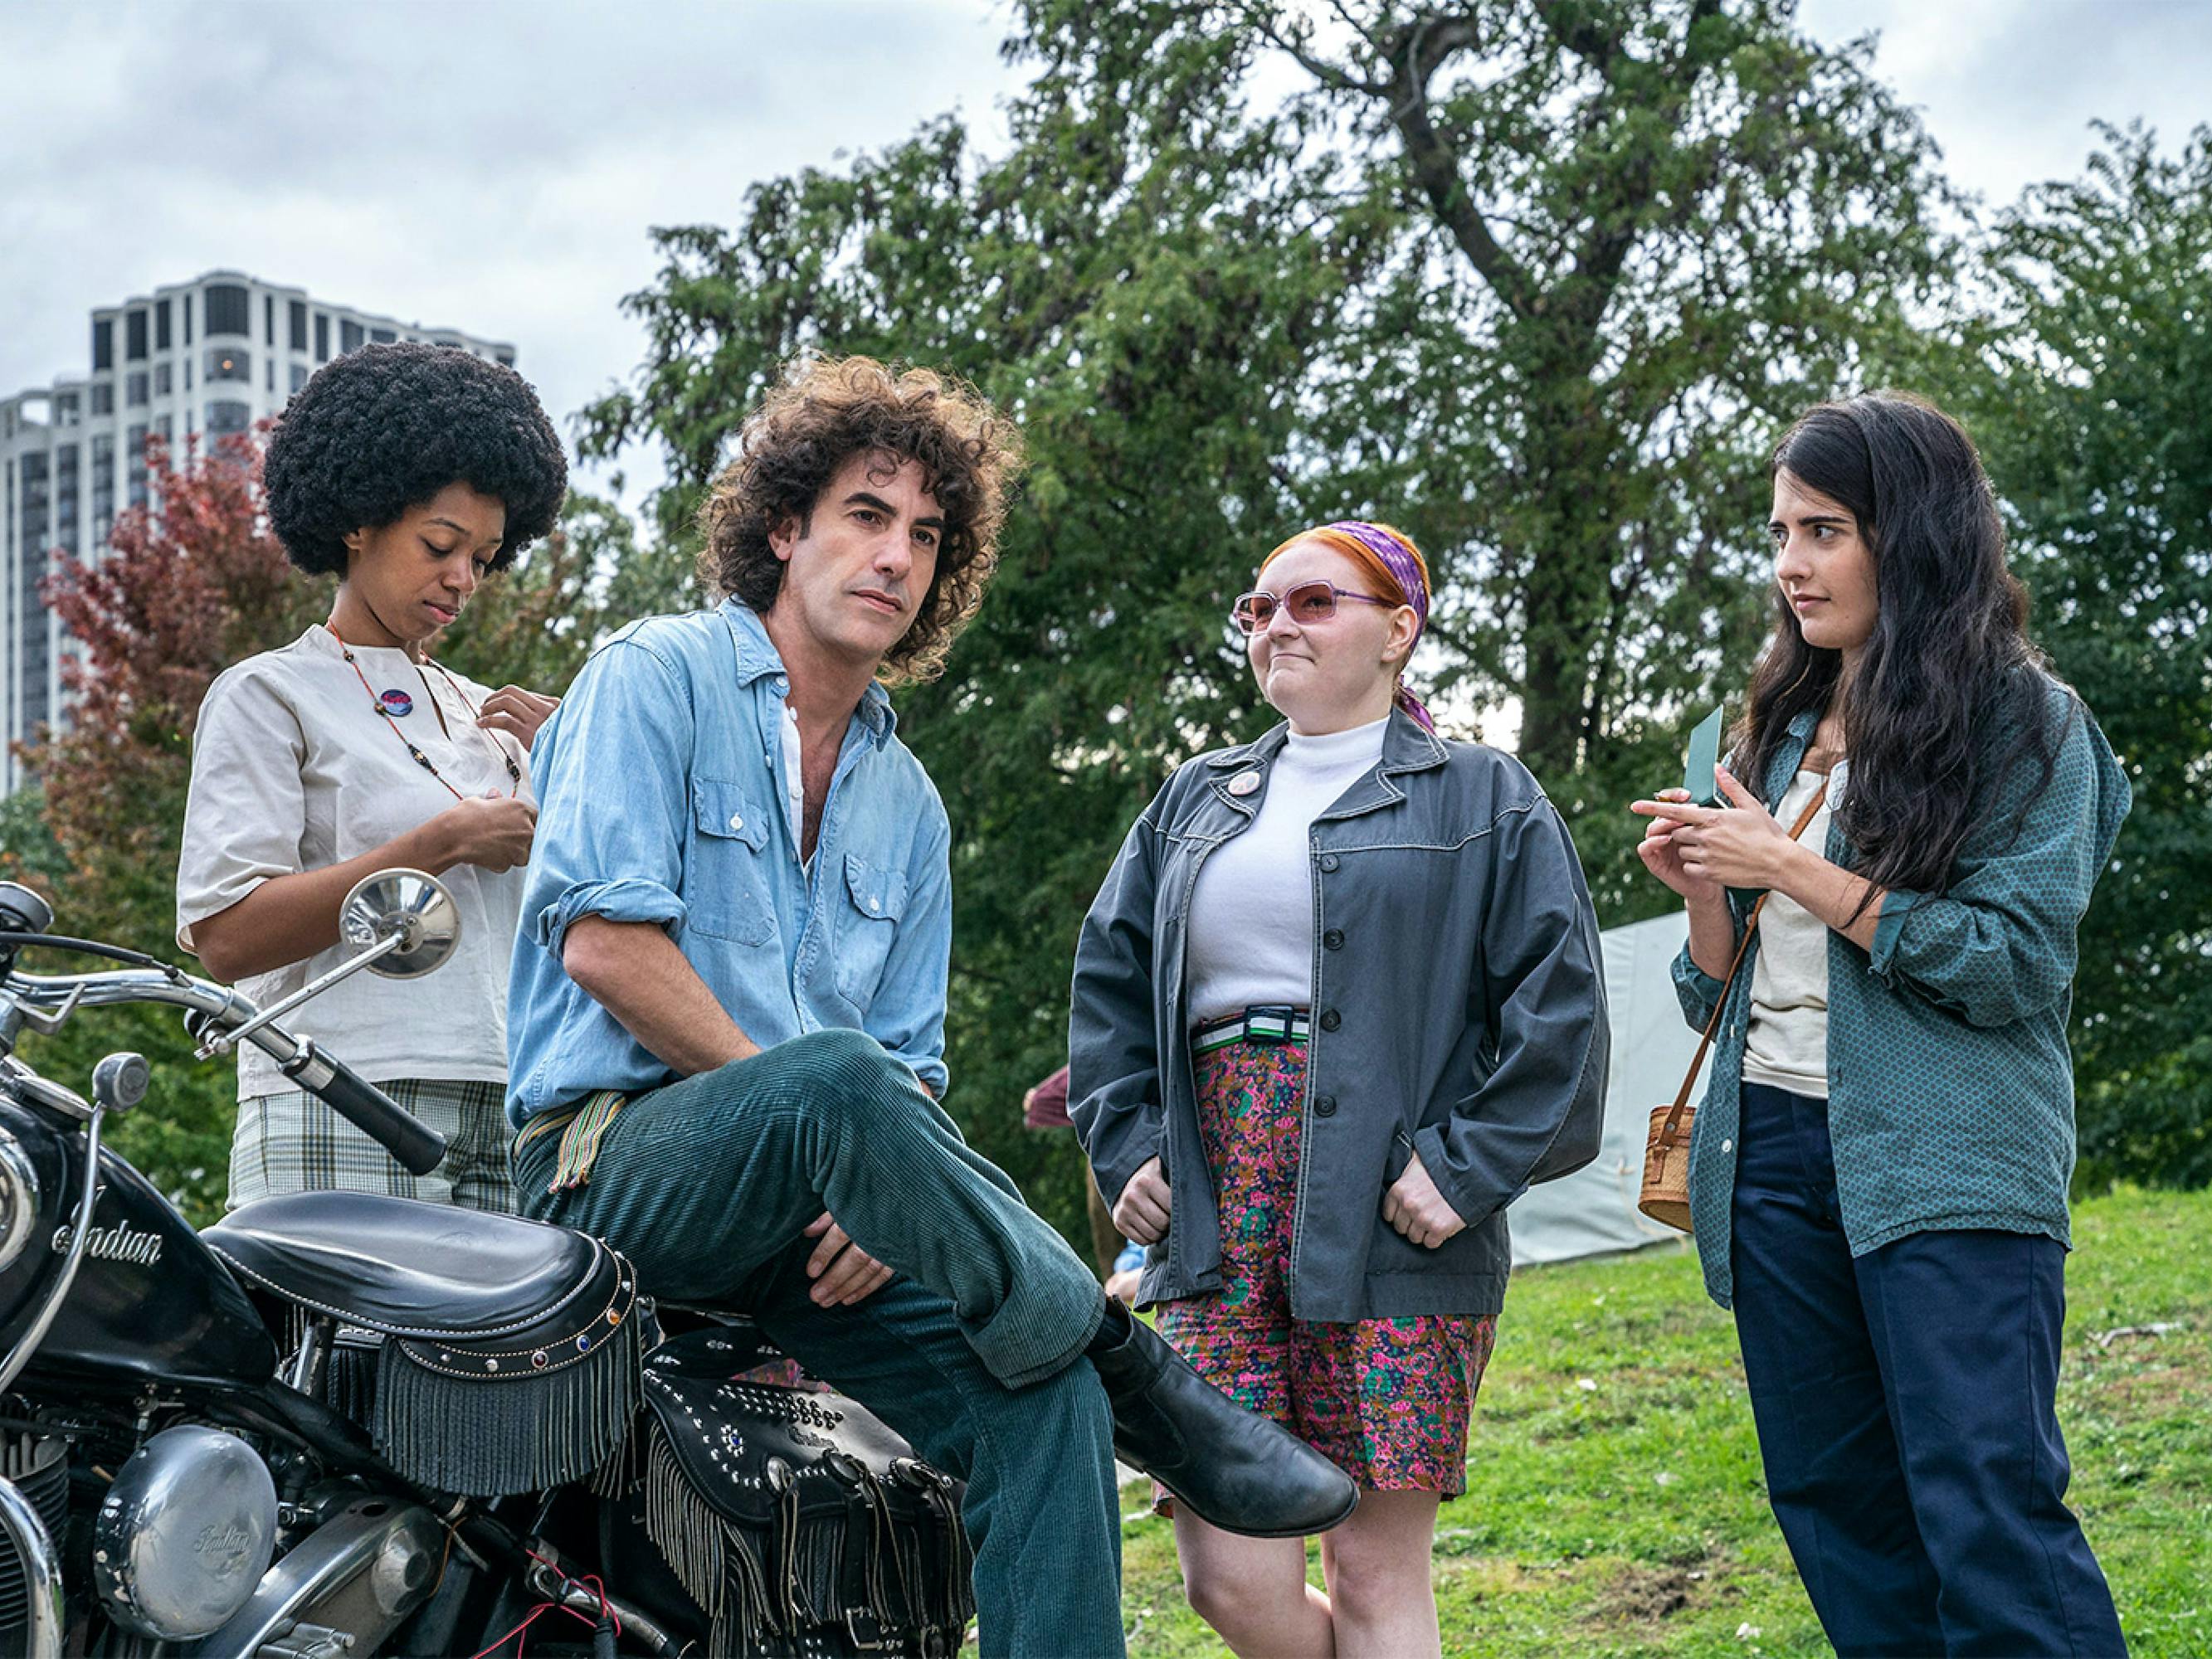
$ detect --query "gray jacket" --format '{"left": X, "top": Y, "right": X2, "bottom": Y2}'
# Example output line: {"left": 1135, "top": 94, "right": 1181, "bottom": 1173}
{"left": 1069, "top": 710, "right": 1610, "bottom": 1322}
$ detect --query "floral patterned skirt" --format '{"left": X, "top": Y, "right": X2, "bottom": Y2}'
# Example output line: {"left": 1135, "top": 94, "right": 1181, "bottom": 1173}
{"left": 1153, "top": 1035, "right": 1496, "bottom": 1510}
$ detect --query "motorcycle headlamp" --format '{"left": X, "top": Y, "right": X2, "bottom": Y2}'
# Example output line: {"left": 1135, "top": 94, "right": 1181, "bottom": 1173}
{"left": 0, "top": 1129, "right": 40, "bottom": 1274}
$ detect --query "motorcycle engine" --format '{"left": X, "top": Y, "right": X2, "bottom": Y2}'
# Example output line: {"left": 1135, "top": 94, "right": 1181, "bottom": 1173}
{"left": 0, "top": 1428, "right": 67, "bottom": 1548}
{"left": 0, "top": 1428, "right": 67, "bottom": 1653}
{"left": 92, "top": 1424, "right": 278, "bottom": 1641}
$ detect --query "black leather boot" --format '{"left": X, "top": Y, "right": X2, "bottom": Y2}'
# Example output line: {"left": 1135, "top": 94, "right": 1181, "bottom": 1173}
{"left": 1085, "top": 1301, "right": 1357, "bottom": 1538}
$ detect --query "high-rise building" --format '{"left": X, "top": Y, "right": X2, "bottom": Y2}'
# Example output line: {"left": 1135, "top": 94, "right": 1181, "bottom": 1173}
{"left": 0, "top": 270, "right": 515, "bottom": 796}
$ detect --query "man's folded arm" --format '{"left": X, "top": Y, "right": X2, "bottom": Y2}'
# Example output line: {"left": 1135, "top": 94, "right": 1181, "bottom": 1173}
{"left": 523, "top": 639, "right": 759, "bottom": 1077}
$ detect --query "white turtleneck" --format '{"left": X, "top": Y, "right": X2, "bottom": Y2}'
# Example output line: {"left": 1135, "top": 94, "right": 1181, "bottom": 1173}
{"left": 1185, "top": 716, "right": 1389, "bottom": 1025}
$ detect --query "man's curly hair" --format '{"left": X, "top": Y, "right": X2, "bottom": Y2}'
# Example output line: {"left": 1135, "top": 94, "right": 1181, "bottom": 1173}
{"left": 698, "top": 356, "right": 1025, "bottom": 685}
{"left": 264, "top": 341, "right": 567, "bottom": 576}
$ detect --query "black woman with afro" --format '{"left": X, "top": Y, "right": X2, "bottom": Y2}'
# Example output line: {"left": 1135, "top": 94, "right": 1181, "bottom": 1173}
{"left": 176, "top": 342, "right": 568, "bottom": 1213}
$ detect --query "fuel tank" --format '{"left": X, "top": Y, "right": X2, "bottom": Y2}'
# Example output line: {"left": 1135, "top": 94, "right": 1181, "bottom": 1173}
{"left": 0, "top": 1095, "right": 277, "bottom": 1392}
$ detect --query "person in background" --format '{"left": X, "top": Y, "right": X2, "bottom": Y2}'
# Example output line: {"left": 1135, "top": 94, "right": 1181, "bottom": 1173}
{"left": 1631, "top": 392, "right": 2129, "bottom": 1657}
{"left": 1024, "top": 1061, "right": 1133, "bottom": 1279}
{"left": 1104, "top": 1239, "right": 1146, "bottom": 1306}
{"left": 177, "top": 342, "right": 567, "bottom": 1212}
{"left": 1072, "top": 519, "right": 1609, "bottom": 1659}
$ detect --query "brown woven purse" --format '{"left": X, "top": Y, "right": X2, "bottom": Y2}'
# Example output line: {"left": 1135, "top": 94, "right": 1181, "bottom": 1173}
{"left": 1639, "top": 786, "right": 1830, "bottom": 1233}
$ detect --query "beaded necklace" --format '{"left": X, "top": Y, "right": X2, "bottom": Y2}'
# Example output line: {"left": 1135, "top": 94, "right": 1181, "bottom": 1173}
{"left": 326, "top": 622, "right": 522, "bottom": 801}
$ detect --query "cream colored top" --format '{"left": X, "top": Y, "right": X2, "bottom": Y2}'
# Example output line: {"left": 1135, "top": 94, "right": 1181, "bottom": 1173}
{"left": 176, "top": 625, "right": 532, "bottom": 1100}
{"left": 1186, "top": 716, "right": 1389, "bottom": 1024}
{"left": 1742, "top": 764, "right": 1845, "bottom": 1100}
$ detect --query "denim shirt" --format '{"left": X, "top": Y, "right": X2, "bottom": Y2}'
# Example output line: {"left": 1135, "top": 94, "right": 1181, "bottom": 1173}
{"left": 506, "top": 601, "right": 952, "bottom": 1127}
{"left": 1671, "top": 676, "right": 2130, "bottom": 1308}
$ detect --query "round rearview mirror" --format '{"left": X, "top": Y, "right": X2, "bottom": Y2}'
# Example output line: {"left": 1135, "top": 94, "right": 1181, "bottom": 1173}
{"left": 339, "top": 868, "right": 462, "bottom": 980}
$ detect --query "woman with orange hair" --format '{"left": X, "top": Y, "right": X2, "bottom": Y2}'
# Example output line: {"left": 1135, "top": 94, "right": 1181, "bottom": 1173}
{"left": 1070, "top": 521, "right": 1610, "bottom": 1656}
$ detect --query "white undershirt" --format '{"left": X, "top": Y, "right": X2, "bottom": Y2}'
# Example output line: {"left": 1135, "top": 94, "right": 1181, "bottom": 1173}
{"left": 1186, "top": 717, "right": 1388, "bottom": 1025}
{"left": 780, "top": 699, "right": 810, "bottom": 877}
{"left": 1742, "top": 764, "right": 1846, "bottom": 1099}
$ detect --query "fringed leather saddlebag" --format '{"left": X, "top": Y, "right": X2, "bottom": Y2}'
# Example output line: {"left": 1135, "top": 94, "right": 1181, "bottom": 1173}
{"left": 368, "top": 1263, "right": 641, "bottom": 1495}
{"left": 206, "top": 1191, "right": 642, "bottom": 1496}
{"left": 616, "top": 1326, "right": 975, "bottom": 1657}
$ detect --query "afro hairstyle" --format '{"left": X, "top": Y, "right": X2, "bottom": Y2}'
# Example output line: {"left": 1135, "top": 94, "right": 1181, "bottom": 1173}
{"left": 263, "top": 340, "right": 568, "bottom": 576}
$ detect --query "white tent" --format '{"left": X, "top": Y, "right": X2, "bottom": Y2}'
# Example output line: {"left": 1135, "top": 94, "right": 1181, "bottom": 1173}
{"left": 1507, "top": 910, "right": 1713, "bottom": 1265}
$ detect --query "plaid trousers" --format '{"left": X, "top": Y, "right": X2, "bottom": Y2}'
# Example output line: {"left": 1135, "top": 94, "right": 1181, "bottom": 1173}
{"left": 228, "top": 1077, "right": 516, "bottom": 1214}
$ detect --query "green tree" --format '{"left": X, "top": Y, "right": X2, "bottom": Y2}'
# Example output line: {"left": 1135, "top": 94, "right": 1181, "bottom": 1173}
{"left": 436, "top": 489, "right": 655, "bottom": 691}
{"left": 1014, "top": 0, "right": 1954, "bottom": 911}
{"left": 575, "top": 15, "right": 1391, "bottom": 1229}
{"left": 0, "top": 785, "right": 67, "bottom": 890}
{"left": 1956, "top": 123, "right": 2212, "bottom": 1190}
{"left": 579, "top": 0, "right": 1952, "bottom": 1244}
{"left": 580, "top": 31, "right": 1383, "bottom": 1238}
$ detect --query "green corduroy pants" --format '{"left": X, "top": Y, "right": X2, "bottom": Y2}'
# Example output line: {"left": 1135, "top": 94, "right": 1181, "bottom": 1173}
{"left": 513, "top": 1026, "right": 1124, "bottom": 1657}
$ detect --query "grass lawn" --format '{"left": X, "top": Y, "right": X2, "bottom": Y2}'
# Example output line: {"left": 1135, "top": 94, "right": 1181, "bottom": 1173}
{"left": 1119, "top": 1185, "right": 2211, "bottom": 1656}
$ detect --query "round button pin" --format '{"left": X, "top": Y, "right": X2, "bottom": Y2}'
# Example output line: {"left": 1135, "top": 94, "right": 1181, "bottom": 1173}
{"left": 1229, "top": 772, "right": 1260, "bottom": 795}
{"left": 728, "top": 814, "right": 745, "bottom": 831}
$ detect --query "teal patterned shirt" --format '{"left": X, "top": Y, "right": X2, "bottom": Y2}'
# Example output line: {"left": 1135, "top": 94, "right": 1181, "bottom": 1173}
{"left": 1670, "top": 677, "right": 2131, "bottom": 1308}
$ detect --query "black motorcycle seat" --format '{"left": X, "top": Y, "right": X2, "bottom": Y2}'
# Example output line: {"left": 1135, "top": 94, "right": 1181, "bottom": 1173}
{"left": 204, "top": 1190, "right": 621, "bottom": 1341}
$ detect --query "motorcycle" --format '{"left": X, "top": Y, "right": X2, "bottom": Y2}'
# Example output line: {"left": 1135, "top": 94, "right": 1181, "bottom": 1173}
{"left": 0, "top": 873, "right": 973, "bottom": 1657}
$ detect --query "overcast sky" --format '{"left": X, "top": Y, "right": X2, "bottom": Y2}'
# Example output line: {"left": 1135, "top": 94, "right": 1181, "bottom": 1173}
{"left": 5, "top": 0, "right": 2208, "bottom": 508}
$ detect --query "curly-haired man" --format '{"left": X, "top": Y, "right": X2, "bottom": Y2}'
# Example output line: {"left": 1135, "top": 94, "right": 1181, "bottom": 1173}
{"left": 507, "top": 357, "right": 1352, "bottom": 1653}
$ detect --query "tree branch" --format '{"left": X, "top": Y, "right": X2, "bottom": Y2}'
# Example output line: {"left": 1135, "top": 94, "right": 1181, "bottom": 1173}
{"left": 1375, "top": 10, "right": 1541, "bottom": 319}
{"left": 1558, "top": 0, "right": 1729, "bottom": 348}
{"left": 1240, "top": 0, "right": 1391, "bottom": 95}
{"left": 1324, "top": 0, "right": 1386, "bottom": 52}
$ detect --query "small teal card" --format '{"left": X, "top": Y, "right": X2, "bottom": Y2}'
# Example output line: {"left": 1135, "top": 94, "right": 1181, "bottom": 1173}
{"left": 1683, "top": 706, "right": 1724, "bottom": 807}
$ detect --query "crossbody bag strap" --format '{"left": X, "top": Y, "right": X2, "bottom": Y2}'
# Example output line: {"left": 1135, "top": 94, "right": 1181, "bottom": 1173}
{"left": 1654, "top": 784, "right": 1832, "bottom": 1149}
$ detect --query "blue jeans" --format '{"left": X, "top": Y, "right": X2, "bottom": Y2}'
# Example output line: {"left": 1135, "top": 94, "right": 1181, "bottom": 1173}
{"left": 1730, "top": 1082, "right": 2124, "bottom": 1657}
{"left": 513, "top": 1029, "right": 1123, "bottom": 1656}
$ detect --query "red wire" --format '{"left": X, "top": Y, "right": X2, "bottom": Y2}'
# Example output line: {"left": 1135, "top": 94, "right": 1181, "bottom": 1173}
{"left": 515, "top": 1548, "right": 623, "bottom": 1642}
{"left": 466, "top": 1600, "right": 603, "bottom": 1659}
{"left": 465, "top": 1602, "right": 549, "bottom": 1659}
{"left": 465, "top": 1556, "right": 621, "bottom": 1659}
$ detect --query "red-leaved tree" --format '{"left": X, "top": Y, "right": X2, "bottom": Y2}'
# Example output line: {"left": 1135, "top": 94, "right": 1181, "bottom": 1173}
{"left": 16, "top": 431, "right": 322, "bottom": 1216}
{"left": 36, "top": 430, "right": 325, "bottom": 932}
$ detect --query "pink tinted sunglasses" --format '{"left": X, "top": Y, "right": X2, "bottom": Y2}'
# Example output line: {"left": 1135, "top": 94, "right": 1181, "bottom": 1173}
{"left": 1230, "top": 580, "right": 1397, "bottom": 636}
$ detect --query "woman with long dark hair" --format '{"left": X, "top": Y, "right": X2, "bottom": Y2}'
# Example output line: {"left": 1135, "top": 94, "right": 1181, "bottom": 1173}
{"left": 1631, "top": 392, "right": 2129, "bottom": 1655}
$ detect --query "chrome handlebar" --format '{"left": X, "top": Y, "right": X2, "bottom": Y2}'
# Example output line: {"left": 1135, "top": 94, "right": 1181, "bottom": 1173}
{"left": 2, "top": 966, "right": 264, "bottom": 1057}
{"left": 0, "top": 966, "right": 447, "bottom": 1176}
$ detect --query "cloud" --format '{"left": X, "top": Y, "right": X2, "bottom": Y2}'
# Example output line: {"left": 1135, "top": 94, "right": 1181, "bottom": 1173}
{"left": 1797, "top": 0, "right": 2212, "bottom": 208}
{"left": 1, "top": 0, "right": 1026, "bottom": 499}
{"left": 7, "top": 0, "right": 2206, "bottom": 511}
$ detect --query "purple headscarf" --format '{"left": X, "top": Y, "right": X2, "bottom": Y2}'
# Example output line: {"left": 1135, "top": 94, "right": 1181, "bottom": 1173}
{"left": 1262, "top": 518, "right": 1437, "bottom": 732}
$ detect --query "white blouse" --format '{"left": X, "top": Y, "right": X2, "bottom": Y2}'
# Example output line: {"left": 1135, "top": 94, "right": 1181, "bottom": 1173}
{"left": 1742, "top": 763, "right": 1847, "bottom": 1100}
{"left": 175, "top": 625, "right": 532, "bottom": 1100}
{"left": 1185, "top": 716, "right": 1390, "bottom": 1024}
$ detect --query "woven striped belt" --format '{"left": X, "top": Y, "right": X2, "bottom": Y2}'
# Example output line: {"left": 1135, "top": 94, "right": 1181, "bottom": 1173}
{"left": 1191, "top": 1005, "right": 1312, "bottom": 1054}
{"left": 514, "top": 1087, "right": 628, "bottom": 1193}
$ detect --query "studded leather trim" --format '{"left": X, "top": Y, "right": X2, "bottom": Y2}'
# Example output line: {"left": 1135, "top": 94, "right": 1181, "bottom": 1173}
{"left": 387, "top": 1268, "right": 640, "bottom": 1380}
